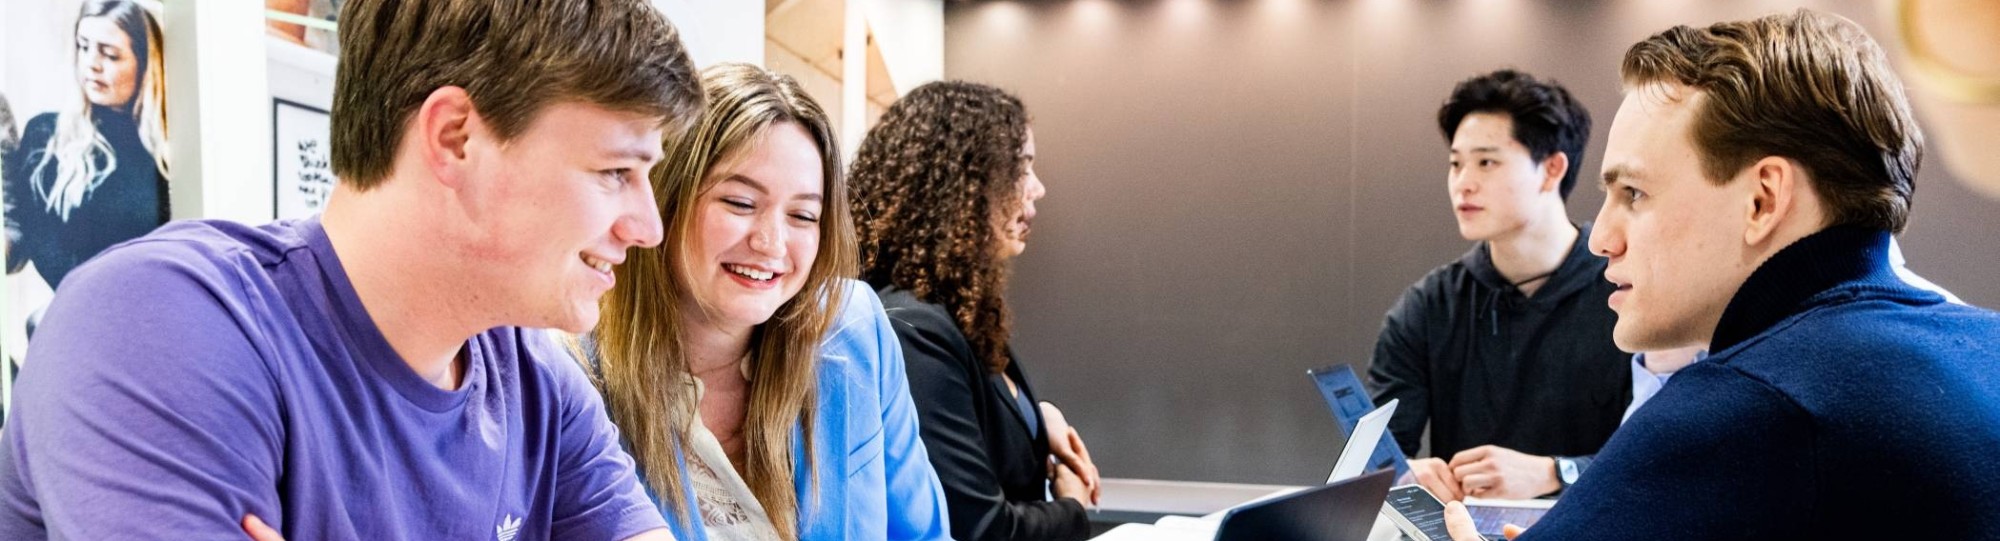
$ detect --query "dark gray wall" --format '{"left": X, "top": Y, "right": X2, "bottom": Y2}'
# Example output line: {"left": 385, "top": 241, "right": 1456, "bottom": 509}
{"left": 945, "top": 0, "right": 2000, "bottom": 485}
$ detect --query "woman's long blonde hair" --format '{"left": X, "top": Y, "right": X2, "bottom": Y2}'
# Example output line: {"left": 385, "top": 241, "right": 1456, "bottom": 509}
{"left": 593, "top": 63, "right": 854, "bottom": 541}
{"left": 31, "top": 0, "right": 168, "bottom": 222}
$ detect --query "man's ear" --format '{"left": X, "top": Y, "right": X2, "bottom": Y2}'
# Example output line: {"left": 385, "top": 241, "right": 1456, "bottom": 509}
{"left": 415, "top": 86, "right": 478, "bottom": 190}
{"left": 1741, "top": 156, "right": 1803, "bottom": 247}
{"left": 1540, "top": 152, "right": 1570, "bottom": 195}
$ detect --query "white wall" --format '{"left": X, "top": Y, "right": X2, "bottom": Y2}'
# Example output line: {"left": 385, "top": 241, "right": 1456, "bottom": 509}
{"left": 861, "top": 0, "right": 943, "bottom": 94}
{"left": 652, "top": 0, "right": 764, "bottom": 67}
{"left": 836, "top": 0, "right": 943, "bottom": 156}
{"left": 164, "top": 1, "right": 273, "bottom": 223}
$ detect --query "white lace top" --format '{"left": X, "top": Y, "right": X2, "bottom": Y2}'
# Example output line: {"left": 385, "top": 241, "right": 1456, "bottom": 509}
{"left": 684, "top": 363, "right": 783, "bottom": 541}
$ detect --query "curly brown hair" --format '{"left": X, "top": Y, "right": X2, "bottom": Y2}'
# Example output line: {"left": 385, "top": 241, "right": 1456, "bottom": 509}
{"left": 850, "top": 81, "right": 1028, "bottom": 374}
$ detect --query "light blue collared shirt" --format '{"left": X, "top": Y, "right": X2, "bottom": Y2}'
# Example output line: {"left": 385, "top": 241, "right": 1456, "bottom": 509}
{"left": 1621, "top": 351, "right": 1705, "bottom": 424}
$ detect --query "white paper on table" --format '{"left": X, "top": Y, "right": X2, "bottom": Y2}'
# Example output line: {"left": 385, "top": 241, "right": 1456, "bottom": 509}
{"left": 1091, "top": 522, "right": 1213, "bottom": 541}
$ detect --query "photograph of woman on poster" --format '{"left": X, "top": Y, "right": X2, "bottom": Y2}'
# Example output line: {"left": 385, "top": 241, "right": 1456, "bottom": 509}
{"left": 2, "top": 0, "right": 170, "bottom": 319}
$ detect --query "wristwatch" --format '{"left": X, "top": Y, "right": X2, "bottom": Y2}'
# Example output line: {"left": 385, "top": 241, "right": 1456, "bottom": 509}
{"left": 1554, "top": 456, "right": 1587, "bottom": 492}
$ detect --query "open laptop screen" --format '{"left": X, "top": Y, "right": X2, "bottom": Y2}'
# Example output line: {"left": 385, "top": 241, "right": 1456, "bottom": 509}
{"left": 1308, "top": 364, "right": 1410, "bottom": 479}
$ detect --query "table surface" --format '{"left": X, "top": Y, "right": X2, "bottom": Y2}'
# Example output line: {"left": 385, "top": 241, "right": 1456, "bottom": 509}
{"left": 1094, "top": 478, "right": 1407, "bottom": 541}
{"left": 1099, "top": 478, "right": 1305, "bottom": 517}
{"left": 1093, "top": 477, "right": 1553, "bottom": 540}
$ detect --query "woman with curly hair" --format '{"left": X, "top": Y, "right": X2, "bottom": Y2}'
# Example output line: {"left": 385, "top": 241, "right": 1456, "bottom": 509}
{"left": 850, "top": 81, "right": 1097, "bottom": 541}
{"left": 591, "top": 63, "right": 950, "bottom": 541}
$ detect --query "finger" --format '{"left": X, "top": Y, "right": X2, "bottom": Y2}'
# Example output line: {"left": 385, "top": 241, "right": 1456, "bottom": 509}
{"left": 1049, "top": 436, "right": 1078, "bottom": 459}
{"left": 1397, "top": 465, "right": 1423, "bottom": 485}
{"left": 1424, "top": 458, "right": 1456, "bottom": 484}
{"left": 1054, "top": 463, "right": 1084, "bottom": 492}
{"left": 1458, "top": 473, "right": 1495, "bottom": 495}
{"left": 1503, "top": 524, "right": 1527, "bottom": 540}
{"left": 1452, "top": 459, "right": 1495, "bottom": 479}
{"left": 1442, "top": 501, "right": 1484, "bottom": 541}
{"left": 1070, "top": 431, "right": 1100, "bottom": 481}
{"left": 1437, "top": 474, "right": 1464, "bottom": 503}
{"left": 1416, "top": 467, "right": 1461, "bottom": 503}
{"left": 243, "top": 514, "right": 285, "bottom": 541}
{"left": 1448, "top": 446, "right": 1491, "bottom": 468}
{"left": 1080, "top": 426, "right": 1096, "bottom": 460}
{"left": 1052, "top": 452, "right": 1089, "bottom": 487}
{"left": 1054, "top": 441, "right": 1086, "bottom": 470}
{"left": 1050, "top": 449, "right": 1082, "bottom": 472}
{"left": 1086, "top": 466, "right": 1102, "bottom": 507}
{"left": 1466, "top": 483, "right": 1494, "bottom": 499}
{"left": 1051, "top": 432, "right": 1085, "bottom": 467}
{"left": 1413, "top": 466, "right": 1440, "bottom": 486}
{"left": 1071, "top": 429, "right": 1095, "bottom": 464}
{"left": 1057, "top": 450, "right": 1098, "bottom": 494}
{"left": 1429, "top": 460, "right": 1461, "bottom": 485}
{"left": 1087, "top": 472, "right": 1103, "bottom": 495}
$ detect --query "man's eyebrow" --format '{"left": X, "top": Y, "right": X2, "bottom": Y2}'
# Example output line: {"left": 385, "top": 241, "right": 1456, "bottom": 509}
{"left": 606, "top": 145, "right": 662, "bottom": 165}
{"left": 1602, "top": 165, "right": 1642, "bottom": 187}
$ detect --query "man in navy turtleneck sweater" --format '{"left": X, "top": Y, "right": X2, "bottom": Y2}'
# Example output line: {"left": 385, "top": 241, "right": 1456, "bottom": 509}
{"left": 1442, "top": 9, "right": 2000, "bottom": 541}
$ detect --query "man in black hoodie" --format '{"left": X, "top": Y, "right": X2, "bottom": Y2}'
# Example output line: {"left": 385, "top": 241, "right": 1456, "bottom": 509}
{"left": 1369, "top": 70, "right": 1629, "bottom": 503}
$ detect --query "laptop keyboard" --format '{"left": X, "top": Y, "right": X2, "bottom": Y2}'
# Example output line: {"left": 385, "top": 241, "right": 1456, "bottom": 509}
{"left": 1472, "top": 506, "right": 1549, "bottom": 537}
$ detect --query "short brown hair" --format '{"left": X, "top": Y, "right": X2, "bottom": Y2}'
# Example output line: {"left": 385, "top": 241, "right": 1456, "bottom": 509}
{"left": 1621, "top": 9, "right": 1924, "bottom": 233}
{"left": 331, "top": 0, "right": 702, "bottom": 189}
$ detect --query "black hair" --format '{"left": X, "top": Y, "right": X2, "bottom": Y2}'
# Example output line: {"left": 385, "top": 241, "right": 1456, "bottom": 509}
{"left": 1438, "top": 69, "right": 1593, "bottom": 199}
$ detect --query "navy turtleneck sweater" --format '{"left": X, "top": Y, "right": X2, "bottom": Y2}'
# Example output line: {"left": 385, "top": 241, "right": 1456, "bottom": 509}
{"left": 3, "top": 105, "right": 168, "bottom": 289}
{"left": 1520, "top": 225, "right": 2000, "bottom": 540}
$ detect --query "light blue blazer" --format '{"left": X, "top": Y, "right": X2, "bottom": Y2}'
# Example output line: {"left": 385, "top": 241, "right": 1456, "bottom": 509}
{"left": 658, "top": 280, "right": 952, "bottom": 541}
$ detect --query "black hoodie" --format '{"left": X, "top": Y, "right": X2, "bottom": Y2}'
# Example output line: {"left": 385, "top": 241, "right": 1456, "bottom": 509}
{"left": 1367, "top": 223, "right": 1630, "bottom": 460}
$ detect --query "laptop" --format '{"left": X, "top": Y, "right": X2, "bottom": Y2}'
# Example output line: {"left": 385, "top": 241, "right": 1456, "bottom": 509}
{"left": 1190, "top": 397, "right": 1396, "bottom": 522}
{"left": 1328, "top": 398, "right": 1397, "bottom": 483}
{"left": 1307, "top": 365, "right": 1410, "bottom": 479}
{"left": 1093, "top": 374, "right": 1421, "bottom": 541}
{"left": 1212, "top": 469, "right": 1395, "bottom": 541}
{"left": 1309, "top": 364, "right": 1552, "bottom": 538}
{"left": 1461, "top": 497, "right": 1553, "bottom": 538}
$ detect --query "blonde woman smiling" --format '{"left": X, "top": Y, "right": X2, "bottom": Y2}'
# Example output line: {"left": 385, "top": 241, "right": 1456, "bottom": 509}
{"left": 590, "top": 63, "right": 950, "bottom": 541}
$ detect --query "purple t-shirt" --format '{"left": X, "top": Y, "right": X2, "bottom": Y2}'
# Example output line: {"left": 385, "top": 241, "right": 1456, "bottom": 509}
{"left": 0, "top": 218, "right": 667, "bottom": 540}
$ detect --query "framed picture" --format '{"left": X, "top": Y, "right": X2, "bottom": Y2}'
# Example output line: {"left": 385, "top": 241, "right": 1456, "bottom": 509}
{"left": 3, "top": 0, "right": 173, "bottom": 423}
{"left": 272, "top": 98, "right": 333, "bottom": 220}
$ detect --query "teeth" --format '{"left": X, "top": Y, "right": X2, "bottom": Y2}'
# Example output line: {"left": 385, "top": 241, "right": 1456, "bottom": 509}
{"left": 582, "top": 255, "right": 612, "bottom": 273}
{"left": 726, "top": 264, "right": 775, "bottom": 281}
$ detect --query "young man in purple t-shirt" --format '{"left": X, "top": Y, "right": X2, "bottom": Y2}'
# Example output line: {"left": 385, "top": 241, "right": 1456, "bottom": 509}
{"left": 0, "top": 1, "right": 703, "bottom": 539}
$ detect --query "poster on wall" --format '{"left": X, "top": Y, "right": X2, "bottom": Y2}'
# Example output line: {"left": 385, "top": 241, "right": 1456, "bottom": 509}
{"left": 1, "top": 0, "right": 173, "bottom": 421}
{"left": 267, "top": 2, "right": 339, "bottom": 221}
{"left": 273, "top": 99, "right": 333, "bottom": 219}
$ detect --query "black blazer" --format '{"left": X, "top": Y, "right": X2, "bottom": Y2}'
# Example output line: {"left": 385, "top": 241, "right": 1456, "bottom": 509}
{"left": 877, "top": 286, "right": 1089, "bottom": 541}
